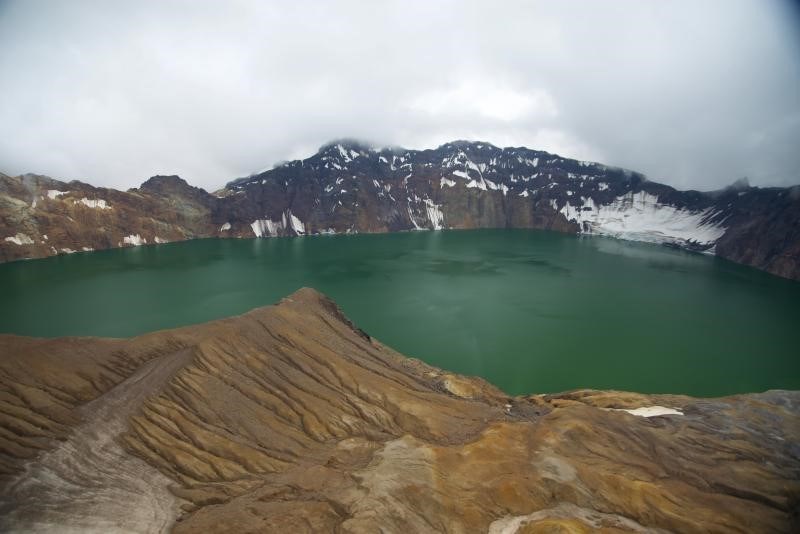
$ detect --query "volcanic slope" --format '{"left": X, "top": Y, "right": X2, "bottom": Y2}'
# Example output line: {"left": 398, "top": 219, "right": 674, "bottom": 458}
{"left": 2, "top": 140, "right": 799, "bottom": 280}
{"left": 0, "top": 288, "right": 798, "bottom": 532}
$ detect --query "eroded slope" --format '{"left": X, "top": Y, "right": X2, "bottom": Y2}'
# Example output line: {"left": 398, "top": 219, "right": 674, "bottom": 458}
{"left": 0, "top": 288, "right": 798, "bottom": 532}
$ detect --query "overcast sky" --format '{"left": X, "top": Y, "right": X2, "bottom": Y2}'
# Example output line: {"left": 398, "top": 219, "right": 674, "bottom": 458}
{"left": 1, "top": 0, "right": 798, "bottom": 192}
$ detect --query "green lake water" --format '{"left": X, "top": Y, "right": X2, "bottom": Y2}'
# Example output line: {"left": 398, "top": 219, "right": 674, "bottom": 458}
{"left": 1, "top": 229, "right": 798, "bottom": 396}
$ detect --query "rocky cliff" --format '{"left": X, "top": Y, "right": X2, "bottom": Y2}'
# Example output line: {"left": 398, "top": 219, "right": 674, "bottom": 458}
{"left": 0, "top": 288, "right": 798, "bottom": 533}
{"left": 0, "top": 172, "right": 216, "bottom": 260}
{"left": 2, "top": 140, "right": 799, "bottom": 279}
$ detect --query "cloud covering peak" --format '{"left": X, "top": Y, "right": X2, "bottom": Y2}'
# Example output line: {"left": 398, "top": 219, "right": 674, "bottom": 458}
{"left": 1, "top": 0, "right": 798, "bottom": 191}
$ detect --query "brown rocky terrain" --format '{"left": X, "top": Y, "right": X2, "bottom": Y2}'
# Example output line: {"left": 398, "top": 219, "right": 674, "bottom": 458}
{"left": 0, "top": 288, "right": 797, "bottom": 533}
{"left": 2, "top": 140, "right": 799, "bottom": 280}
{"left": 0, "top": 172, "right": 216, "bottom": 263}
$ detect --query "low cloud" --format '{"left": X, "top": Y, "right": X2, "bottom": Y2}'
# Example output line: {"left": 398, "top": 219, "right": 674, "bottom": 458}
{"left": 0, "top": 0, "right": 798, "bottom": 191}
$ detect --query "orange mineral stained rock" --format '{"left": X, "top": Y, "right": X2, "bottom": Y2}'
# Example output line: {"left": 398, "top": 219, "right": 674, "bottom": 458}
{"left": 0, "top": 288, "right": 798, "bottom": 532}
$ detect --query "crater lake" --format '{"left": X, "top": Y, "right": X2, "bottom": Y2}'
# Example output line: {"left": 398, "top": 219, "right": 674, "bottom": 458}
{"left": 1, "top": 229, "right": 798, "bottom": 396}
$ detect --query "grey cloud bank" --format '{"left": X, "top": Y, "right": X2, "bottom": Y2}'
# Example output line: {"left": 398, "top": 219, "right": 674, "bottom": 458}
{"left": 0, "top": 0, "right": 798, "bottom": 191}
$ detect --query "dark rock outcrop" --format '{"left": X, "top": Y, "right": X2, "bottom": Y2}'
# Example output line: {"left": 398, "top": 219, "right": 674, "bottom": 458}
{"left": 2, "top": 140, "right": 799, "bottom": 280}
{"left": 0, "top": 288, "right": 798, "bottom": 532}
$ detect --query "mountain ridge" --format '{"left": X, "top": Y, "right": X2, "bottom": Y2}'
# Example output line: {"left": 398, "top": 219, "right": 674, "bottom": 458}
{"left": 2, "top": 140, "right": 799, "bottom": 280}
{"left": 0, "top": 287, "right": 798, "bottom": 532}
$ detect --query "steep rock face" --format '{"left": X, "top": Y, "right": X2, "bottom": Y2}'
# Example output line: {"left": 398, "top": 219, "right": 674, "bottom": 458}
{"left": 2, "top": 140, "right": 799, "bottom": 280}
{"left": 712, "top": 186, "right": 800, "bottom": 279}
{"left": 0, "top": 288, "right": 798, "bottom": 533}
{"left": 213, "top": 140, "right": 800, "bottom": 280}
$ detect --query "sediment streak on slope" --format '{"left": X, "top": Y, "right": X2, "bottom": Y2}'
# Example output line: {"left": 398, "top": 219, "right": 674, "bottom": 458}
{"left": 0, "top": 289, "right": 798, "bottom": 532}
{"left": 0, "top": 348, "right": 193, "bottom": 533}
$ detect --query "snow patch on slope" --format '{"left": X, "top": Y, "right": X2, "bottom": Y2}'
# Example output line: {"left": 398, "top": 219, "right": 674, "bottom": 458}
{"left": 251, "top": 210, "right": 305, "bottom": 237}
{"left": 78, "top": 198, "right": 111, "bottom": 210}
{"left": 424, "top": 199, "right": 444, "bottom": 230}
{"left": 288, "top": 212, "right": 305, "bottom": 234}
{"left": 123, "top": 234, "right": 146, "bottom": 246}
{"left": 616, "top": 406, "right": 683, "bottom": 417}
{"left": 4, "top": 233, "right": 34, "bottom": 245}
{"left": 251, "top": 219, "right": 279, "bottom": 237}
{"left": 466, "top": 178, "right": 487, "bottom": 190}
{"left": 407, "top": 206, "right": 422, "bottom": 230}
{"left": 558, "top": 191, "right": 726, "bottom": 247}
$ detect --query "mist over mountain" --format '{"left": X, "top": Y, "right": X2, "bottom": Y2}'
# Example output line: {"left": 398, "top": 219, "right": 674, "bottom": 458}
{"left": 1, "top": 0, "right": 798, "bottom": 191}
{"left": 3, "top": 139, "right": 799, "bottom": 280}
